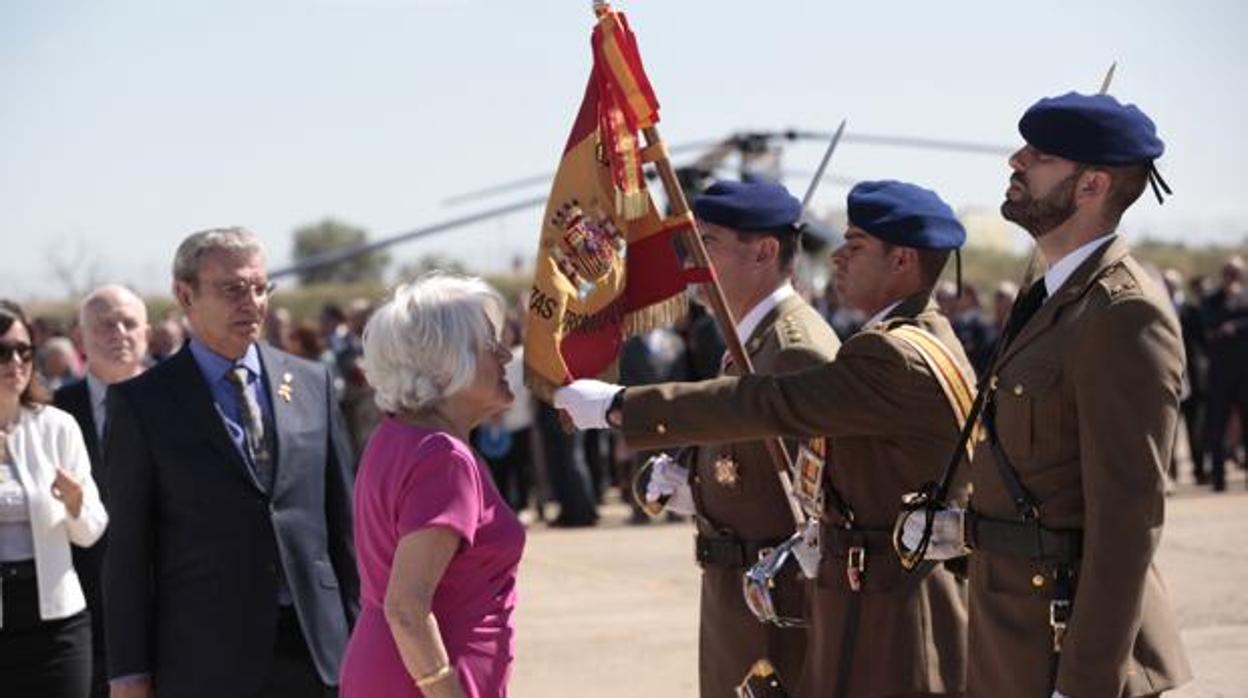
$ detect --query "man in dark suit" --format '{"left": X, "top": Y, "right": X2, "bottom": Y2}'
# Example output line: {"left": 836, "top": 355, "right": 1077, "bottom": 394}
{"left": 54, "top": 284, "right": 151, "bottom": 698}
{"left": 105, "top": 227, "right": 358, "bottom": 698}
{"left": 1201, "top": 257, "right": 1248, "bottom": 491}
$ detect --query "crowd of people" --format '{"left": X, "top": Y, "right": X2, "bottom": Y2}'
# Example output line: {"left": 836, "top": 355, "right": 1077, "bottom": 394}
{"left": 0, "top": 88, "right": 1245, "bottom": 698}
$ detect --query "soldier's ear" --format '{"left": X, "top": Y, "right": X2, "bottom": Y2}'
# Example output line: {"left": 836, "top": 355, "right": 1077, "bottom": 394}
{"left": 1077, "top": 169, "right": 1111, "bottom": 204}
{"left": 755, "top": 236, "right": 779, "bottom": 266}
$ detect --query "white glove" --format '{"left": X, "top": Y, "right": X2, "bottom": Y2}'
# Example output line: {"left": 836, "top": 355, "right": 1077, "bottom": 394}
{"left": 901, "top": 507, "right": 968, "bottom": 561}
{"left": 1052, "top": 692, "right": 1069, "bottom": 698}
{"left": 644, "top": 455, "right": 695, "bottom": 516}
{"left": 553, "top": 379, "right": 623, "bottom": 430}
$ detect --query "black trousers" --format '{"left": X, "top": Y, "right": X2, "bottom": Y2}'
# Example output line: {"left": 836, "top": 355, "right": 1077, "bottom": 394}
{"left": 1204, "top": 363, "right": 1248, "bottom": 490}
{"left": 0, "top": 561, "right": 92, "bottom": 698}
{"left": 254, "top": 605, "right": 337, "bottom": 698}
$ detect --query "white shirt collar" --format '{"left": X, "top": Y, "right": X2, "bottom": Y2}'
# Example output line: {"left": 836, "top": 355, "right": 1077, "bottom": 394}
{"left": 1042, "top": 232, "right": 1116, "bottom": 300}
{"left": 737, "top": 282, "right": 796, "bottom": 343}
{"left": 864, "top": 299, "right": 904, "bottom": 329}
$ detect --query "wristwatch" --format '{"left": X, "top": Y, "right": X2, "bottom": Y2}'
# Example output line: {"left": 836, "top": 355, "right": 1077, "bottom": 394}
{"left": 606, "top": 388, "right": 626, "bottom": 428}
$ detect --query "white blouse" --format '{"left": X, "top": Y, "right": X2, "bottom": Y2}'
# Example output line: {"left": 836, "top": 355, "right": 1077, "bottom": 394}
{"left": 0, "top": 405, "right": 108, "bottom": 624}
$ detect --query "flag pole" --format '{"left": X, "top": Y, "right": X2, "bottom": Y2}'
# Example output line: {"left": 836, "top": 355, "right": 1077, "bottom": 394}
{"left": 641, "top": 125, "right": 808, "bottom": 527}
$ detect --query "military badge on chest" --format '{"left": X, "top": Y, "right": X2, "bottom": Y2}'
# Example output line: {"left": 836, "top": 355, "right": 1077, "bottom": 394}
{"left": 713, "top": 453, "right": 740, "bottom": 488}
{"left": 793, "top": 438, "right": 827, "bottom": 518}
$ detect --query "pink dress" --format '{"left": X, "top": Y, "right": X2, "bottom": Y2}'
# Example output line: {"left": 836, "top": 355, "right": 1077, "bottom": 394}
{"left": 341, "top": 419, "right": 526, "bottom": 698}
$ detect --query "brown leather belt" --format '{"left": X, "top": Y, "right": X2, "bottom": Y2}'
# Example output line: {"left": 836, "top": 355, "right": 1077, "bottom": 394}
{"left": 822, "top": 527, "right": 894, "bottom": 556}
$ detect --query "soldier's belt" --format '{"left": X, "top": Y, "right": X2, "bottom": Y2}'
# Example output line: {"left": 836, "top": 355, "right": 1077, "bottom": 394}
{"left": 821, "top": 527, "right": 895, "bottom": 557}
{"left": 966, "top": 511, "right": 1082, "bottom": 564}
{"left": 696, "top": 534, "right": 788, "bottom": 568}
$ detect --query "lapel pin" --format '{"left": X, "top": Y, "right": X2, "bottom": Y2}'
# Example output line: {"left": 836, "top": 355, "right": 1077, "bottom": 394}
{"left": 278, "top": 372, "right": 294, "bottom": 402}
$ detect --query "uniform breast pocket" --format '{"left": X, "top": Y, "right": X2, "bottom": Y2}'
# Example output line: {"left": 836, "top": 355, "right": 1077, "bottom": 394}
{"left": 994, "top": 362, "right": 1063, "bottom": 468}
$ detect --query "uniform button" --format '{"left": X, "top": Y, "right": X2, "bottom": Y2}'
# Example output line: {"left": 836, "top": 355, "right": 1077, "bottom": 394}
{"left": 1013, "top": 384, "right": 1025, "bottom": 396}
{"left": 656, "top": 423, "right": 667, "bottom": 435}
{"left": 1031, "top": 574, "right": 1045, "bottom": 588}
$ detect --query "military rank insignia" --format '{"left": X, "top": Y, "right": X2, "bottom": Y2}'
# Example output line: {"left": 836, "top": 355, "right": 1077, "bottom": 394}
{"left": 793, "top": 438, "right": 826, "bottom": 518}
{"left": 713, "top": 454, "right": 740, "bottom": 488}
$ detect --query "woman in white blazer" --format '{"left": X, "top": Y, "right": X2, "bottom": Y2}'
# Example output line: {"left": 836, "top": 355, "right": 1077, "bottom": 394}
{"left": 0, "top": 300, "right": 108, "bottom": 698}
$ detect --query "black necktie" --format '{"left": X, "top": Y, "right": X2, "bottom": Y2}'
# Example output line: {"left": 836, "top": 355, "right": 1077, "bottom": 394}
{"left": 1002, "top": 281, "right": 1048, "bottom": 347}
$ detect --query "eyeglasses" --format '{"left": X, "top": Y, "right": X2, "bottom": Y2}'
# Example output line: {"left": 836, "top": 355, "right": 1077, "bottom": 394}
{"left": 212, "top": 280, "right": 277, "bottom": 304}
{"left": 0, "top": 342, "right": 35, "bottom": 364}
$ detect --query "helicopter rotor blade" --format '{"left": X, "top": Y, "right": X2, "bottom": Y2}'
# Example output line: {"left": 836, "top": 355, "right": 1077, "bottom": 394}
{"left": 270, "top": 194, "right": 547, "bottom": 280}
{"left": 440, "top": 130, "right": 1012, "bottom": 207}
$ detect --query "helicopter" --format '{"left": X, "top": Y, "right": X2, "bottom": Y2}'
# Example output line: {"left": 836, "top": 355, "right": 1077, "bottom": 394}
{"left": 268, "top": 128, "right": 1013, "bottom": 280}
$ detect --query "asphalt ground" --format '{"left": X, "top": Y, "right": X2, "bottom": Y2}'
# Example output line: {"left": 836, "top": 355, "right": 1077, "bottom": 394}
{"left": 509, "top": 469, "right": 1248, "bottom": 697}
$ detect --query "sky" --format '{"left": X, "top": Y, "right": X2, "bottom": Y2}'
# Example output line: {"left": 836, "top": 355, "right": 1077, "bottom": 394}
{"left": 3, "top": 0, "right": 1246, "bottom": 300}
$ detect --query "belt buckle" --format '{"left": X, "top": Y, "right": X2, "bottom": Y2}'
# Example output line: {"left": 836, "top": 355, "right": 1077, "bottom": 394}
{"left": 1049, "top": 599, "right": 1071, "bottom": 652}
{"left": 846, "top": 546, "right": 866, "bottom": 592}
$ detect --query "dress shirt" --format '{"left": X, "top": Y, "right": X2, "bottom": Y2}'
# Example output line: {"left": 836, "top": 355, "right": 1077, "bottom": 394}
{"left": 737, "top": 282, "right": 797, "bottom": 343}
{"left": 187, "top": 336, "right": 274, "bottom": 469}
{"left": 1042, "top": 233, "right": 1117, "bottom": 300}
{"left": 864, "top": 299, "right": 905, "bottom": 329}
{"left": 85, "top": 370, "right": 109, "bottom": 442}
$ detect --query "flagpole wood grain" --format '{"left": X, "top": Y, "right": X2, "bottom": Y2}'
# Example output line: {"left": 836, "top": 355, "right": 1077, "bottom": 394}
{"left": 642, "top": 124, "right": 807, "bottom": 527}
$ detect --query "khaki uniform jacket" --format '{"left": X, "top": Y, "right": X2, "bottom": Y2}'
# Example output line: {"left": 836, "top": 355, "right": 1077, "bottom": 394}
{"left": 968, "top": 237, "right": 1192, "bottom": 698}
{"left": 623, "top": 292, "right": 971, "bottom": 697}
{"left": 691, "top": 294, "right": 841, "bottom": 697}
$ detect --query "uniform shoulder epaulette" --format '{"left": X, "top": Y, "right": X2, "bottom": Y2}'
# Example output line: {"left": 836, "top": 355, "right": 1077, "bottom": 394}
{"left": 1095, "top": 259, "right": 1142, "bottom": 301}
{"left": 773, "top": 308, "right": 809, "bottom": 350}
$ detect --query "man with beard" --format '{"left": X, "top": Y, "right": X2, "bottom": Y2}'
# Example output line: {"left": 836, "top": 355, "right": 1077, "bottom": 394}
{"left": 556, "top": 180, "right": 974, "bottom": 697}
{"left": 967, "top": 92, "right": 1191, "bottom": 697}
{"left": 54, "top": 284, "right": 151, "bottom": 698}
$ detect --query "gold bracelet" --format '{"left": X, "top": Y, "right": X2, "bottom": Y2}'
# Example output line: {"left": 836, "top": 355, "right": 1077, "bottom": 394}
{"left": 414, "top": 664, "right": 453, "bottom": 689}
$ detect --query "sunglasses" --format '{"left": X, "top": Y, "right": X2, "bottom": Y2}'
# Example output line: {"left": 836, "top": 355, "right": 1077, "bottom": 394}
{"left": 0, "top": 342, "right": 35, "bottom": 364}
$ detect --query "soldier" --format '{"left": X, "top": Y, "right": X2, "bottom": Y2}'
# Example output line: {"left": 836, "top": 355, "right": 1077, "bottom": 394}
{"left": 557, "top": 180, "right": 974, "bottom": 697}
{"left": 643, "top": 180, "right": 841, "bottom": 695}
{"left": 963, "top": 93, "right": 1192, "bottom": 697}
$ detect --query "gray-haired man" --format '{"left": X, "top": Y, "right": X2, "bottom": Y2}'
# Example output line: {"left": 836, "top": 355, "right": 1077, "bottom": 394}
{"left": 104, "top": 228, "right": 358, "bottom": 698}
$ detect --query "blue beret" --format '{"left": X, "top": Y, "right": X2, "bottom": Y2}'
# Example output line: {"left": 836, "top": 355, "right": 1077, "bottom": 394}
{"left": 847, "top": 180, "right": 966, "bottom": 250}
{"left": 1020, "top": 92, "right": 1164, "bottom": 165}
{"left": 693, "top": 180, "right": 802, "bottom": 232}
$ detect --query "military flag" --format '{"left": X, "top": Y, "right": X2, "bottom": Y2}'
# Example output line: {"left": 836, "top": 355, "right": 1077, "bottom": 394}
{"left": 524, "top": 2, "right": 703, "bottom": 399}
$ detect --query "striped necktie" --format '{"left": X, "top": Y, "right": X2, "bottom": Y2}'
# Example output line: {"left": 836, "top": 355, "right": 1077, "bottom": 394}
{"left": 226, "top": 367, "right": 274, "bottom": 492}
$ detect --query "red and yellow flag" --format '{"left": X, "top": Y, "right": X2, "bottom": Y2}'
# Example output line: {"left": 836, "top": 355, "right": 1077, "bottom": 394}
{"left": 524, "top": 4, "right": 698, "bottom": 400}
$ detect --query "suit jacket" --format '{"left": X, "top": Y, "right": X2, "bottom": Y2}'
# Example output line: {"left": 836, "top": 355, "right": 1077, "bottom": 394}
{"left": 622, "top": 292, "right": 972, "bottom": 697}
{"left": 54, "top": 379, "right": 109, "bottom": 698}
{"left": 103, "top": 342, "right": 359, "bottom": 697}
{"left": 967, "top": 237, "right": 1191, "bottom": 698}
{"left": 690, "top": 294, "right": 841, "bottom": 696}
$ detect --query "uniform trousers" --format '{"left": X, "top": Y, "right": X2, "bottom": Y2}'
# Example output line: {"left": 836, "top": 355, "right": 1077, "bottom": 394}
{"left": 0, "top": 560, "right": 92, "bottom": 698}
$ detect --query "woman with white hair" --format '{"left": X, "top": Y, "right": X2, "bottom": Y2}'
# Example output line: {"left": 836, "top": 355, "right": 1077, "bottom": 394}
{"left": 340, "top": 274, "right": 525, "bottom": 698}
